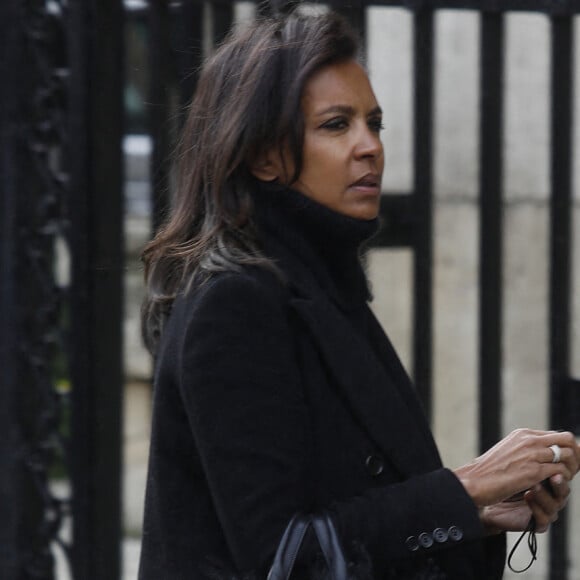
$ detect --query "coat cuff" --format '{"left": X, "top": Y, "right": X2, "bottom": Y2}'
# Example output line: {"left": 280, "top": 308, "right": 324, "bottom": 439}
{"left": 389, "top": 468, "right": 485, "bottom": 559}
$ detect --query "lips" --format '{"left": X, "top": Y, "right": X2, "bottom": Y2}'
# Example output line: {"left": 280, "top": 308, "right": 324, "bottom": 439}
{"left": 350, "top": 173, "right": 380, "bottom": 188}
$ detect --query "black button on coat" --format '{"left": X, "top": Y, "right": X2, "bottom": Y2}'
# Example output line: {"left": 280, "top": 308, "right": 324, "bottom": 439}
{"left": 365, "top": 454, "right": 385, "bottom": 477}
{"left": 138, "top": 183, "right": 506, "bottom": 579}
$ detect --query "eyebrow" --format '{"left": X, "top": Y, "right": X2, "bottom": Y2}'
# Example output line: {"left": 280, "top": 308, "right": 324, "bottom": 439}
{"left": 314, "top": 105, "right": 383, "bottom": 117}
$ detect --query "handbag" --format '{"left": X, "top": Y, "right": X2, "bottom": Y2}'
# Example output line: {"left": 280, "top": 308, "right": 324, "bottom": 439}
{"left": 267, "top": 513, "right": 449, "bottom": 580}
{"left": 267, "top": 513, "right": 348, "bottom": 580}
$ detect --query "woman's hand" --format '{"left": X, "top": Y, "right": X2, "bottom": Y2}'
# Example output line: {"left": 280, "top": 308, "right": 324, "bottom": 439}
{"left": 453, "top": 429, "right": 580, "bottom": 507}
{"left": 481, "top": 474, "right": 571, "bottom": 534}
{"left": 526, "top": 474, "right": 570, "bottom": 532}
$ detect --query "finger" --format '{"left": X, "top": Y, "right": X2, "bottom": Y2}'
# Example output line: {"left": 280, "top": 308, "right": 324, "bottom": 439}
{"left": 533, "top": 443, "right": 576, "bottom": 482}
{"left": 530, "top": 483, "right": 561, "bottom": 513}
{"left": 541, "top": 446, "right": 577, "bottom": 477}
{"left": 528, "top": 502, "right": 553, "bottom": 533}
{"left": 537, "top": 461, "right": 572, "bottom": 484}
{"left": 509, "top": 431, "right": 577, "bottom": 476}
{"left": 540, "top": 432, "right": 580, "bottom": 470}
{"left": 524, "top": 489, "right": 557, "bottom": 533}
{"left": 548, "top": 474, "right": 571, "bottom": 501}
{"left": 538, "top": 430, "right": 577, "bottom": 449}
{"left": 526, "top": 478, "right": 570, "bottom": 522}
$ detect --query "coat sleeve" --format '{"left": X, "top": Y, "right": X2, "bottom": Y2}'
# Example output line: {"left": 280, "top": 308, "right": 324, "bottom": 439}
{"left": 175, "top": 270, "right": 485, "bottom": 575}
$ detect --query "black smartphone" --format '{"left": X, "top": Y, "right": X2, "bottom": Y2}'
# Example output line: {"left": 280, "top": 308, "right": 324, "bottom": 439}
{"left": 505, "top": 478, "right": 556, "bottom": 502}
{"left": 541, "top": 477, "right": 557, "bottom": 497}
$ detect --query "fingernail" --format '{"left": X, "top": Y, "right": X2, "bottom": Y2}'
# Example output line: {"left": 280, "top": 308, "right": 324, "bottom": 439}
{"left": 553, "top": 474, "right": 564, "bottom": 485}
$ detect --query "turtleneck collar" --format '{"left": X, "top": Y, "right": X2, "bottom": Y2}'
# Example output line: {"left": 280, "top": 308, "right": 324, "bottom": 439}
{"left": 250, "top": 179, "right": 379, "bottom": 310}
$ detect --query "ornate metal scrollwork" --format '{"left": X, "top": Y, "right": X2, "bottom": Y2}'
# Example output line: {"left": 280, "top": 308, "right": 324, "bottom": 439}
{"left": 18, "top": 0, "right": 73, "bottom": 576}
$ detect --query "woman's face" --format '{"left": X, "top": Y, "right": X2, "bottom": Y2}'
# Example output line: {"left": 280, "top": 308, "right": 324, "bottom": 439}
{"left": 292, "top": 59, "right": 384, "bottom": 220}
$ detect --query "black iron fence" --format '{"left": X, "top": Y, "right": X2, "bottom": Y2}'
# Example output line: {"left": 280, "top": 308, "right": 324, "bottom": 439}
{"left": 0, "top": 0, "right": 578, "bottom": 579}
{"left": 1, "top": 0, "right": 123, "bottom": 578}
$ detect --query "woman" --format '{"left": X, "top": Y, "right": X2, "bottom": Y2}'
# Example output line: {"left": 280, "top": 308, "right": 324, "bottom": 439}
{"left": 138, "top": 10, "right": 579, "bottom": 579}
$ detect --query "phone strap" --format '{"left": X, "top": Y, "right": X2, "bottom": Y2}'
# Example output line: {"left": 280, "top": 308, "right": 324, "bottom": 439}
{"left": 507, "top": 516, "right": 538, "bottom": 574}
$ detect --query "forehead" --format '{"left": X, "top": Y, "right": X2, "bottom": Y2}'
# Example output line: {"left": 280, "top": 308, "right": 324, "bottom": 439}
{"left": 302, "top": 59, "right": 378, "bottom": 113}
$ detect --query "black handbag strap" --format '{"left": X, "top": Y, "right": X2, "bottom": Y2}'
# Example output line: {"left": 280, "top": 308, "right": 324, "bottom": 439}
{"left": 312, "top": 513, "right": 348, "bottom": 579}
{"left": 267, "top": 513, "right": 348, "bottom": 580}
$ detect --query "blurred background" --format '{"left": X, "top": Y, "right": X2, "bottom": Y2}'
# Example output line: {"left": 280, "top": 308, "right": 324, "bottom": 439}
{"left": 0, "top": 1, "right": 578, "bottom": 579}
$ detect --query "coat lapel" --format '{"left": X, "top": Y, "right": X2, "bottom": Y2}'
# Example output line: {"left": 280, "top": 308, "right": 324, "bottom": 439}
{"left": 362, "top": 308, "right": 442, "bottom": 455}
{"left": 290, "top": 291, "right": 442, "bottom": 478}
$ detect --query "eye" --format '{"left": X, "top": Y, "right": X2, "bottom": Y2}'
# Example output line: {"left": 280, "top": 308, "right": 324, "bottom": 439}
{"left": 368, "top": 117, "right": 384, "bottom": 133}
{"left": 320, "top": 117, "right": 348, "bottom": 130}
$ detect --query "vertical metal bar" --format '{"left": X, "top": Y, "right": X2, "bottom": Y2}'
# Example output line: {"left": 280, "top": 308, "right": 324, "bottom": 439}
{"left": 478, "top": 11, "right": 504, "bottom": 454}
{"left": 67, "top": 1, "right": 124, "bottom": 578}
{"left": 149, "top": 0, "right": 172, "bottom": 232}
{"left": 1, "top": 1, "right": 74, "bottom": 577}
{"left": 211, "top": 0, "right": 234, "bottom": 47}
{"left": 332, "top": 0, "right": 367, "bottom": 38}
{"left": 548, "top": 15, "right": 574, "bottom": 580}
{"left": 176, "top": 0, "right": 204, "bottom": 107}
{"left": 0, "top": 1, "right": 23, "bottom": 576}
{"left": 412, "top": 8, "right": 434, "bottom": 422}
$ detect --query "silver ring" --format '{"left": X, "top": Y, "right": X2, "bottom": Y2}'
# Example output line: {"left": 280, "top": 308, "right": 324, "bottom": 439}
{"left": 549, "top": 444, "right": 562, "bottom": 463}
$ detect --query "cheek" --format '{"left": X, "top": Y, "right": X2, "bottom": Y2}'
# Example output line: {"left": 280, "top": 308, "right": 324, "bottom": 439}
{"left": 301, "top": 159, "right": 342, "bottom": 193}
{"left": 303, "top": 141, "right": 348, "bottom": 180}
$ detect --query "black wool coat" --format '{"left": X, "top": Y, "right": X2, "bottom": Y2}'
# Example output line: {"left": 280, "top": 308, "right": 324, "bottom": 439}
{"left": 138, "top": 184, "right": 506, "bottom": 580}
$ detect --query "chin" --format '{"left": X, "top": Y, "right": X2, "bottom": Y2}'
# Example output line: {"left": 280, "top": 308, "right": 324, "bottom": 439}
{"left": 346, "top": 200, "right": 380, "bottom": 221}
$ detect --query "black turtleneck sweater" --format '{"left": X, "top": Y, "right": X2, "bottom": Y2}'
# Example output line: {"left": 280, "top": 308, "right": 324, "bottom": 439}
{"left": 250, "top": 179, "right": 380, "bottom": 348}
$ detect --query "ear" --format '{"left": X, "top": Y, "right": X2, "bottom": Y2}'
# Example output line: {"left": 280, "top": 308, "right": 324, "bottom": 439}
{"left": 249, "top": 148, "right": 286, "bottom": 182}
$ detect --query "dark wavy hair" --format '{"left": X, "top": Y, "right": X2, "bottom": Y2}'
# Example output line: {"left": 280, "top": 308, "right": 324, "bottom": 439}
{"left": 141, "top": 10, "right": 359, "bottom": 353}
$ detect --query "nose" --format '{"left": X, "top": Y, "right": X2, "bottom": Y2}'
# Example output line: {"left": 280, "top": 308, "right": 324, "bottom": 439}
{"left": 354, "top": 125, "right": 383, "bottom": 161}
